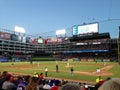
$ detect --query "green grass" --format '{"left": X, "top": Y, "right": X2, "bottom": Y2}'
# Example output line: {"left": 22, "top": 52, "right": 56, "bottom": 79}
{"left": 0, "top": 61, "right": 120, "bottom": 84}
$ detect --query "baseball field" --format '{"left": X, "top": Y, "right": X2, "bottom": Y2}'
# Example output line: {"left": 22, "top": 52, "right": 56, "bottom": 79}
{"left": 0, "top": 61, "right": 120, "bottom": 84}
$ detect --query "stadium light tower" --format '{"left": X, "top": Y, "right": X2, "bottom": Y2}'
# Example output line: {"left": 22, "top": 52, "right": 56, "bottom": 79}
{"left": 14, "top": 26, "right": 26, "bottom": 34}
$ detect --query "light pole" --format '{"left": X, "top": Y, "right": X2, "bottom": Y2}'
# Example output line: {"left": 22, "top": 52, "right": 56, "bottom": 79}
{"left": 118, "top": 26, "right": 120, "bottom": 65}
{"left": 119, "top": 26, "right": 120, "bottom": 39}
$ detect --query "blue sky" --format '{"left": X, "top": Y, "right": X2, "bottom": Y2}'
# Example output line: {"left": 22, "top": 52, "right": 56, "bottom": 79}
{"left": 0, "top": 0, "right": 120, "bottom": 38}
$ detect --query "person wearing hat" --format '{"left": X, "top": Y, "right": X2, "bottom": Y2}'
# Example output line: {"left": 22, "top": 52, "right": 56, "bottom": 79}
{"left": 2, "top": 73, "right": 16, "bottom": 90}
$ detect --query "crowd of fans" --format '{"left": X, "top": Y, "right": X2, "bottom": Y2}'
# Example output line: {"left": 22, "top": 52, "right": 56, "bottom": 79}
{"left": 0, "top": 71, "right": 120, "bottom": 90}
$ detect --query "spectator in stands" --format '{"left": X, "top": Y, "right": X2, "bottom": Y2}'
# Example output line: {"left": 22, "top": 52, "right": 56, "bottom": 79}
{"left": 81, "top": 83, "right": 88, "bottom": 90}
{"left": 43, "top": 80, "right": 51, "bottom": 90}
{"left": 61, "top": 80, "right": 68, "bottom": 86}
{"left": 16, "top": 75, "right": 30, "bottom": 90}
{"left": 94, "top": 77, "right": 111, "bottom": 90}
{"left": 45, "top": 67, "right": 48, "bottom": 77}
{"left": 2, "top": 73, "right": 16, "bottom": 90}
{"left": 0, "top": 71, "right": 8, "bottom": 90}
{"left": 39, "top": 79, "right": 44, "bottom": 90}
{"left": 105, "top": 77, "right": 111, "bottom": 81}
{"left": 50, "top": 80, "right": 61, "bottom": 90}
{"left": 39, "top": 73, "right": 44, "bottom": 80}
{"left": 98, "top": 78, "right": 120, "bottom": 90}
{"left": 49, "top": 79, "right": 54, "bottom": 87}
{"left": 16, "top": 76, "right": 25, "bottom": 90}
{"left": 25, "top": 76, "right": 39, "bottom": 90}
{"left": 59, "top": 83, "right": 81, "bottom": 90}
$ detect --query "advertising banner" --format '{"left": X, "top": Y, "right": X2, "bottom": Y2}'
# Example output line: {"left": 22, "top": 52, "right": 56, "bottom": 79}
{"left": 46, "top": 38, "right": 63, "bottom": 44}
{"left": 0, "top": 32, "right": 11, "bottom": 40}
